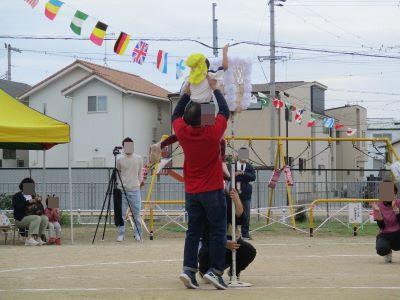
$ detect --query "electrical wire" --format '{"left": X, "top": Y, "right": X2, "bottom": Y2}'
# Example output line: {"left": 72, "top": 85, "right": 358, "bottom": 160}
{"left": 2, "top": 35, "right": 400, "bottom": 60}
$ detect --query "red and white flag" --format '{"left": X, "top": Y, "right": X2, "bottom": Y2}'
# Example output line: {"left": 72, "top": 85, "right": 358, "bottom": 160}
{"left": 335, "top": 123, "right": 344, "bottom": 130}
{"left": 307, "top": 118, "right": 316, "bottom": 128}
{"left": 25, "top": 0, "right": 39, "bottom": 8}
{"left": 295, "top": 108, "right": 305, "bottom": 123}
{"left": 346, "top": 128, "right": 357, "bottom": 136}
{"left": 272, "top": 98, "right": 284, "bottom": 109}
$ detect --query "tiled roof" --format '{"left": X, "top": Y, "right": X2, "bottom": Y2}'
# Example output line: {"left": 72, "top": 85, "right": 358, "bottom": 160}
{"left": 0, "top": 79, "right": 31, "bottom": 98}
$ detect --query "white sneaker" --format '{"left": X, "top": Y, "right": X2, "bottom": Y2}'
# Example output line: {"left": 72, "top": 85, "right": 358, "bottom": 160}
{"left": 385, "top": 251, "right": 393, "bottom": 263}
{"left": 25, "top": 237, "right": 39, "bottom": 246}
{"left": 134, "top": 236, "right": 142, "bottom": 242}
{"left": 35, "top": 237, "right": 46, "bottom": 246}
{"left": 116, "top": 235, "right": 125, "bottom": 242}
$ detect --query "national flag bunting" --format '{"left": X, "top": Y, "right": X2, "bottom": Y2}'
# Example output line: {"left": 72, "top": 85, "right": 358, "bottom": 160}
{"left": 132, "top": 41, "right": 149, "bottom": 65}
{"left": 90, "top": 22, "right": 108, "bottom": 46}
{"left": 289, "top": 104, "right": 297, "bottom": 111}
{"left": 45, "top": 0, "right": 64, "bottom": 20}
{"left": 295, "top": 108, "right": 305, "bottom": 123}
{"left": 307, "top": 118, "right": 316, "bottom": 128}
{"left": 334, "top": 123, "right": 344, "bottom": 130}
{"left": 346, "top": 128, "right": 357, "bottom": 136}
{"left": 114, "top": 32, "right": 131, "bottom": 55}
{"left": 272, "top": 98, "right": 284, "bottom": 109}
{"left": 70, "top": 10, "right": 88, "bottom": 36}
{"left": 323, "top": 117, "right": 335, "bottom": 128}
{"left": 258, "top": 92, "right": 270, "bottom": 107}
{"left": 176, "top": 59, "right": 185, "bottom": 80}
{"left": 25, "top": 0, "right": 39, "bottom": 8}
{"left": 157, "top": 50, "right": 168, "bottom": 74}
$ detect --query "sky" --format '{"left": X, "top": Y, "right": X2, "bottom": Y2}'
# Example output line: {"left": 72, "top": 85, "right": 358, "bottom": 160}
{"left": 1, "top": 0, "right": 400, "bottom": 121}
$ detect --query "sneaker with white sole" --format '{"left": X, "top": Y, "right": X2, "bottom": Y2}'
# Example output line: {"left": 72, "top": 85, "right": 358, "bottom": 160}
{"left": 385, "top": 251, "right": 393, "bottom": 263}
{"left": 179, "top": 271, "right": 199, "bottom": 289}
{"left": 198, "top": 271, "right": 210, "bottom": 284}
{"left": 36, "top": 237, "right": 46, "bottom": 246}
{"left": 25, "top": 237, "right": 39, "bottom": 246}
{"left": 204, "top": 270, "right": 228, "bottom": 290}
{"left": 116, "top": 235, "right": 124, "bottom": 242}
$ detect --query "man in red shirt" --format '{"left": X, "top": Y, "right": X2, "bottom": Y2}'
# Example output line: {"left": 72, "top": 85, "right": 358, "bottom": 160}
{"left": 175, "top": 78, "right": 229, "bottom": 290}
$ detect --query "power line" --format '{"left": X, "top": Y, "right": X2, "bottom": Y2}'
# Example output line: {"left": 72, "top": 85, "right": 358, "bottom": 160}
{"left": 2, "top": 35, "right": 400, "bottom": 60}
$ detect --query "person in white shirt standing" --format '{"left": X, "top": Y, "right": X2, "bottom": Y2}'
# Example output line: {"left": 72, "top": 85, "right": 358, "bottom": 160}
{"left": 116, "top": 137, "right": 143, "bottom": 242}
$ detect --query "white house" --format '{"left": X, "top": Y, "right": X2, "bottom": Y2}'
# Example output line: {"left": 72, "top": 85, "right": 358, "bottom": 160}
{"left": 19, "top": 60, "right": 171, "bottom": 167}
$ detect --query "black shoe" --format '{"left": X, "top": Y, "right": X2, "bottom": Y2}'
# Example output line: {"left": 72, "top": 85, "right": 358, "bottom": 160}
{"left": 179, "top": 271, "right": 199, "bottom": 289}
{"left": 242, "top": 235, "right": 252, "bottom": 241}
{"left": 204, "top": 271, "right": 228, "bottom": 290}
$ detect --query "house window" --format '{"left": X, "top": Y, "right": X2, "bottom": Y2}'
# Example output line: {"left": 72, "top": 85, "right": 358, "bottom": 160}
{"left": 157, "top": 104, "right": 162, "bottom": 121}
{"left": 248, "top": 100, "right": 262, "bottom": 110}
{"left": 3, "top": 149, "right": 16, "bottom": 159}
{"left": 88, "top": 96, "right": 107, "bottom": 113}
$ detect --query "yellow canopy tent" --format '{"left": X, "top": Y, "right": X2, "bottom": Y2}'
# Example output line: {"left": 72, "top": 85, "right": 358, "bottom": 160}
{"left": 0, "top": 89, "right": 75, "bottom": 243}
{"left": 0, "top": 89, "right": 69, "bottom": 149}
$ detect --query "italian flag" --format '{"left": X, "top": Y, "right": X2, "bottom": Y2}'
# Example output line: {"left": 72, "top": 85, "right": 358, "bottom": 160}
{"left": 70, "top": 10, "right": 88, "bottom": 36}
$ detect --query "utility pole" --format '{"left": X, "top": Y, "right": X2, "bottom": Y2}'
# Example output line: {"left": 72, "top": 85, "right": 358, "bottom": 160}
{"left": 268, "top": 0, "right": 286, "bottom": 164}
{"left": 212, "top": 3, "right": 218, "bottom": 58}
{"left": 4, "top": 43, "right": 21, "bottom": 81}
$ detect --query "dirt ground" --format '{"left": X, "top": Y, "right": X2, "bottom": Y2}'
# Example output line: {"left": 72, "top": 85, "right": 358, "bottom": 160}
{"left": 1, "top": 227, "right": 400, "bottom": 300}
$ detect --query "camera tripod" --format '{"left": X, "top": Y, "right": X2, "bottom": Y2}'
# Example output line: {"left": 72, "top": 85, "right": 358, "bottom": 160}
{"left": 92, "top": 148, "right": 142, "bottom": 243}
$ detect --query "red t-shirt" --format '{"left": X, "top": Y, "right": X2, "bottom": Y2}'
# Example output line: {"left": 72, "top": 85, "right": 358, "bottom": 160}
{"left": 173, "top": 115, "right": 227, "bottom": 193}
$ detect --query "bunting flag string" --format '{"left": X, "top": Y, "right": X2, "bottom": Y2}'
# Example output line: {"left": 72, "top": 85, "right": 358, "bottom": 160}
{"left": 346, "top": 128, "right": 357, "bottom": 136}
{"left": 176, "top": 59, "right": 185, "bottom": 80}
{"left": 307, "top": 118, "right": 316, "bottom": 128}
{"left": 295, "top": 108, "right": 305, "bottom": 123}
{"left": 132, "top": 41, "right": 149, "bottom": 65}
{"left": 70, "top": 10, "right": 88, "bottom": 36}
{"left": 25, "top": 0, "right": 39, "bottom": 8}
{"left": 334, "top": 123, "right": 344, "bottom": 130}
{"left": 114, "top": 32, "right": 131, "bottom": 55}
{"left": 272, "top": 98, "right": 284, "bottom": 109}
{"left": 157, "top": 50, "right": 168, "bottom": 74}
{"left": 323, "top": 117, "right": 335, "bottom": 128}
{"left": 45, "top": 0, "right": 64, "bottom": 20}
{"left": 90, "top": 21, "right": 108, "bottom": 46}
{"left": 257, "top": 92, "right": 270, "bottom": 107}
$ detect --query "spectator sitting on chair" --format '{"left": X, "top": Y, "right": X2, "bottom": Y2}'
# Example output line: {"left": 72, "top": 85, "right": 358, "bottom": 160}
{"left": 235, "top": 149, "right": 256, "bottom": 240}
{"left": 12, "top": 178, "right": 49, "bottom": 246}
{"left": 372, "top": 182, "right": 400, "bottom": 263}
{"left": 45, "top": 198, "right": 61, "bottom": 245}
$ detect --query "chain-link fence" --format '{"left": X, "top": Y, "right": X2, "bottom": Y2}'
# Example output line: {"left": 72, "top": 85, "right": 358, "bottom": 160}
{"left": 0, "top": 168, "right": 390, "bottom": 213}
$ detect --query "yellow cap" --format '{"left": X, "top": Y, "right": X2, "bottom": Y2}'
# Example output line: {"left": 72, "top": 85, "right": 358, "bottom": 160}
{"left": 186, "top": 53, "right": 208, "bottom": 85}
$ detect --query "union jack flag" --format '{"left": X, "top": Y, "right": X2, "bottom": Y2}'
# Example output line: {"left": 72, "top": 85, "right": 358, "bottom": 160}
{"left": 25, "top": 0, "right": 39, "bottom": 8}
{"left": 132, "top": 41, "right": 149, "bottom": 65}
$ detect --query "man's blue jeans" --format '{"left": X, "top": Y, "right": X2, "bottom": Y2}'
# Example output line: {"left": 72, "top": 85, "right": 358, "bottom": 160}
{"left": 183, "top": 189, "right": 227, "bottom": 275}
{"left": 117, "top": 190, "right": 142, "bottom": 239}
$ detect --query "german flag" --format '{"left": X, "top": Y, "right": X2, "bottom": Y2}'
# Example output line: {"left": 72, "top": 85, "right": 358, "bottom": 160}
{"left": 90, "top": 21, "right": 108, "bottom": 46}
{"left": 114, "top": 32, "right": 131, "bottom": 55}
